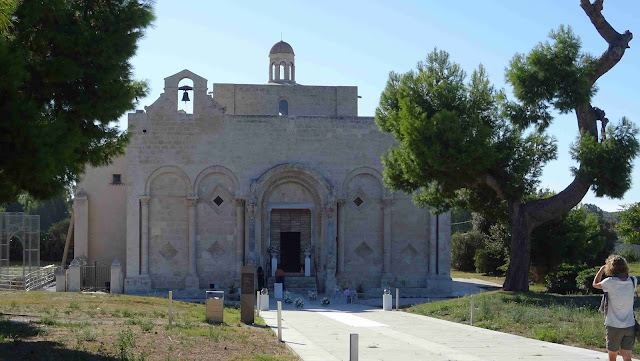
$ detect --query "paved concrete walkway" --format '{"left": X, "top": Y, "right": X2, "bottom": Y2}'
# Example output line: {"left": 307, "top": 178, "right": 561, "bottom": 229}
{"left": 260, "top": 301, "right": 633, "bottom": 361}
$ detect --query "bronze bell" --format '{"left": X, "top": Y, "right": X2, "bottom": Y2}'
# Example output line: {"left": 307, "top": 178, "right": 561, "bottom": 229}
{"left": 178, "top": 85, "right": 193, "bottom": 102}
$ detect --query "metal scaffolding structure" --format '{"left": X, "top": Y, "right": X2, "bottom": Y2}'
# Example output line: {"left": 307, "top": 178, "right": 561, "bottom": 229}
{"left": 0, "top": 212, "right": 40, "bottom": 277}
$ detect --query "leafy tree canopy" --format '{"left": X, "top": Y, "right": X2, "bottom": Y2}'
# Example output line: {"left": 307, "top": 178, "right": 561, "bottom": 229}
{"left": 0, "top": 0, "right": 154, "bottom": 203}
{"left": 617, "top": 202, "right": 640, "bottom": 244}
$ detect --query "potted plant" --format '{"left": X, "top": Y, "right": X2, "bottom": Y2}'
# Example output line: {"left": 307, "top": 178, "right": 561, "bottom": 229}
{"left": 321, "top": 297, "right": 330, "bottom": 307}
{"left": 294, "top": 297, "right": 304, "bottom": 309}
{"left": 284, "top": 291, "right": 293, "bottom": 304}
{"left": 307, "top": 290, "right": 317, "bottom": 300}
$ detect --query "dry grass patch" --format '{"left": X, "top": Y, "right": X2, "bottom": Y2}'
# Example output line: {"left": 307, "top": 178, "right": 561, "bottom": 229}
{"left": 0, "top": 291, "right": 298, "bottom": 361}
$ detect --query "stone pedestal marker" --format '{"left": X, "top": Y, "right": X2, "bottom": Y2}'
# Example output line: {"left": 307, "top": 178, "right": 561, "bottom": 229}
{"left": 68, "top": 258, "right": 81, "bottom": 292}
{"left": 110, "top": 259, "right": 124, "bottom": 294}
{"left": 240, "top": 265, "right": 255, "bottom": 324}
{"left": 55, "top": 267, "right": 67, "bottom": 292}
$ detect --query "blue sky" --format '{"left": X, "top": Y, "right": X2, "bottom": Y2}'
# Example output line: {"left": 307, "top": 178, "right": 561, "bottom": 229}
{"left": 124, "top": 0, "right": 639, "bottom": 212}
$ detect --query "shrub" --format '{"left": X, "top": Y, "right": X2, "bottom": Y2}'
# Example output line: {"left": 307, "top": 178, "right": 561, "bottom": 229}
{"left": 546, "top": 263, "right": 589, "bottom": 294}
{"left": 475, "top": 224, "right": 509, "bottom": 275}
{"left": 618, "top": 247, "right": 639, "bottom": 263}
{"left": 576, "top": 266, "right": 604, "bottom": 294}
{"left": 475, "top": 248, "right": 505, "bottom": 276}
{"left": 451, "top": 231, "right": 486, "bottom": 271}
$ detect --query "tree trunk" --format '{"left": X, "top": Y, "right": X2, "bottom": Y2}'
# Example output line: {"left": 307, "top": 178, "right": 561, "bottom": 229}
{"left": 503, "top": 203, "right": 533, "bottom": 291}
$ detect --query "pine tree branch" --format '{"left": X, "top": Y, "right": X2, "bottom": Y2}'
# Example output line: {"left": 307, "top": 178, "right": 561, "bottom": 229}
{"left": 580, "top": 0, "right": 633, "bottom": 84}
{"left": 523, "top": 1, "right": 634, "bottom": 227}
{"left": 480, "top": 174, "right": 507, "bottom": 201}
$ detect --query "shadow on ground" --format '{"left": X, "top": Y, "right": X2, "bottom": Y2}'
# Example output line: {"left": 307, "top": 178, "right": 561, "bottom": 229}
{"left": 0, "top": 340, "right": 119, "bottom": 361}
{"left": 0, "top": 319, "right": 118, "bottom": 361}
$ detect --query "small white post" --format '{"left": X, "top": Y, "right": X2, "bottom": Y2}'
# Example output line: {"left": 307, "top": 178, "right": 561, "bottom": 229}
{"left": 256, "top": 291, "right": 261, "bottom": 317}
{"left": 350, "top": 333, "right": 359, "bottom": 361}
{"left": 277, "top": 301, "right": 282, "bottom": 342}
{"left": 168, "top": 291, "right": 173, "bottom": 326}
{"left": 272, "top": 256, "right": 278, "bottom": 277}
{"left": 470, "top": 294, "right": 474, "bottom": 326}
{"left": 396, "top": 288, "right": 399, "bottom": 311}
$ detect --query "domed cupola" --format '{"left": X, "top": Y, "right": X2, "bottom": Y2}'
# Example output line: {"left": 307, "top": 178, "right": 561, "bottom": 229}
{"left": 269, "top": 41, "right": 295, "bottom": 84}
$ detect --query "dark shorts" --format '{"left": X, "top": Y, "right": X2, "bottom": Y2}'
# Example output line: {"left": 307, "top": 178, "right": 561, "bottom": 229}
{"left": 606, "top": 325, "right": 635, "bottom": 351}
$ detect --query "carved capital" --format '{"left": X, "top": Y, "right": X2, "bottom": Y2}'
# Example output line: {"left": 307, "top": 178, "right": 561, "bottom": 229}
{"left": 324, "top": 204, "right": 336, "bottom": 218}
{"left": 186, "top": 197, "right": 198, "bottom": 207}
{"left": 337, "top": 199, "right": 346, "bottom": 206}
{"left": 247, "top": 197, "right": 258, "bottom": 219}
{"left": 139, "top": 196, "right": 151, "bottom": 206}
{"left": 235, "top": 198, "right": 245, "bottom": 207}
{"left": 382, "top": 198, "right": 394, "bottom": 209}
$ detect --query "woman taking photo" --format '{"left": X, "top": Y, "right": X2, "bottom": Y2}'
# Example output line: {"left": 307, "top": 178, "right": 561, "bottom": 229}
{"left": 593, "top": 255, "right": 637, "bottom": 361}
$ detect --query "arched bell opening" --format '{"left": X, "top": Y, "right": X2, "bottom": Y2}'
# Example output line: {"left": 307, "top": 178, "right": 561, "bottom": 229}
{"left": 177, "top": 78, "right": 194, "bottom": 114}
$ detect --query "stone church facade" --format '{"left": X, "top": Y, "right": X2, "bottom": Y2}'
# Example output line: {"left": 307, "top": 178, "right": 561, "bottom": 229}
{"left": 74, "top": 41, "right": 452, "bottom": 295}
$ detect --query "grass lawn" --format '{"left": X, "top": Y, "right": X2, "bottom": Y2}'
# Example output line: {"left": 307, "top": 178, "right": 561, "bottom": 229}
{"left": 414, "top": 263, "right": 640, "bottom": 357}
{"left": 0, "top": 291, "right": 298, "bottom": 361}
{"left": 450, "top": 269, "right": 547, "bottom": 292}
{"left": 407, "top": 291, "right": 640, "bottom": 355}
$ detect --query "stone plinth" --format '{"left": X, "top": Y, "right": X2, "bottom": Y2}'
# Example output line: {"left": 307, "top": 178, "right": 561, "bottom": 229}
{"left": 68, "top": 259, "right": 81, "bottom": 292}
{"left": 240, "top": 265, "right": 255, "bottom": 324}
{"left": 110, "top": 259, "right": 124, "bottom": 294}
{"left": 56, "top": 268, "right": 67, "bottom": 292}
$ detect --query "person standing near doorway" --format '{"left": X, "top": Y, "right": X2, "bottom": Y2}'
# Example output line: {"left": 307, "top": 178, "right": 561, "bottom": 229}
{"left": 256, "top": 266, "right": 265, "bottom": 292}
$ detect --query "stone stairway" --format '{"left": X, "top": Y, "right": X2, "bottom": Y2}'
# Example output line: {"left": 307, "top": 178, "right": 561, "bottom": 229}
{"left": 267, "top": 273, "right": 317, "bottom": 295}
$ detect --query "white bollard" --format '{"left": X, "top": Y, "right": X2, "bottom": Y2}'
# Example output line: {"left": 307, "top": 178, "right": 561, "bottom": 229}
{"left": 256, "top": 291, "right": 261, "bottom": 317}
{"left": 169, "top": 291, "right": 173, "bottom": 326}
{"left": 350, "top": 333, "right": 359, "bottom": 361}
{"left": 396, "top": 288, "right": 399, "bottom": 311}
{"left": 470, "top": 294, "right": 474, "bottom": 326}
{"left": 277, "top": 301, "right": 282, "bottom": 342}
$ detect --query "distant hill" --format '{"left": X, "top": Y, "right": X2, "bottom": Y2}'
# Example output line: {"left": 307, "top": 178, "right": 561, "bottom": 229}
{"left": 583, "top": 203, "right": 620, "bottom": 225}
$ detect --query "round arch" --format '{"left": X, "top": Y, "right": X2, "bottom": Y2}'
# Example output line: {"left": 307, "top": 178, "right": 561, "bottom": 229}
{"left": 251, "top": 163, "right": 333, "bottom": 204}
{"left": 342, "top": 166, "right": 387, "bottom": 198}
{"left": 144, "top": 165, "right": 192, "bottom": 195}
{"left": 193, "top": 165, "right": 240, "bottom": 197}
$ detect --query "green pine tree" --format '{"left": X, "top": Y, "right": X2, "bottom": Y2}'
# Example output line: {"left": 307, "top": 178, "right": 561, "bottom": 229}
{"left": 375, "top": 1, "right": 638, "bottom": 291}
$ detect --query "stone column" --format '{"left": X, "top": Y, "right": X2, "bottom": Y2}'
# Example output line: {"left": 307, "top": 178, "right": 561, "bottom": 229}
{"left": 73, "top": 189, "right": 89, "bottom": 260}
{"left": 140, "top": 196, "right": 151, "bottom": 277}
{"left": 324, "top": 198, "right": 337, "bottom": 294}
{"left": 337, "top": 199, "right": 346, "bottom": 274}
{"left": 235, "top": 198, "right": 245, "bottom": 282}
{"left": 429, "top": 210, "right": 438, "bottom": 276}
{"left": 247, "top": 197, "right": 258, "bottom": 265}
{"left": 381, "top": 198, "right": 394, "bottom": 286}
{"left": 185, "top": 197, "right": 199, "bottom": 289}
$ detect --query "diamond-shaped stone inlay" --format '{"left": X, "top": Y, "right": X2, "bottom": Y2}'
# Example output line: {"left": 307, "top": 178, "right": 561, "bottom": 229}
{"left": 159, "top": 242, "right": 178, "bottom": 261}
{"left": 207, "top": 241, "right": 225, "bottom": 257}
{"left": 353, "top": 197, "right": 363, "bottom": 207}
{"left": 354, "top": 242, "right": 374, "bottom": 260}
{"left": 213, "top": 196, "right": 224, "bottom": 206}
{"left": 401, "top": 244, "right": 418, "bottom": 264}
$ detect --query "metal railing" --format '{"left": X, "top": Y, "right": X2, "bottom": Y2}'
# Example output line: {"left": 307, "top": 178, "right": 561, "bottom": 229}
{"left": 0, "top": 264, "right": 56, "bottom": 291}
{"left": 24, "top": 264, "right": 56, "bottom": 291}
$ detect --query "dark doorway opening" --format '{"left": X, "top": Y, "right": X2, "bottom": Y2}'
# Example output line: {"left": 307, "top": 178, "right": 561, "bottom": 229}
{"left": 280, "top": 232, "right": 301, "bottom": 272}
